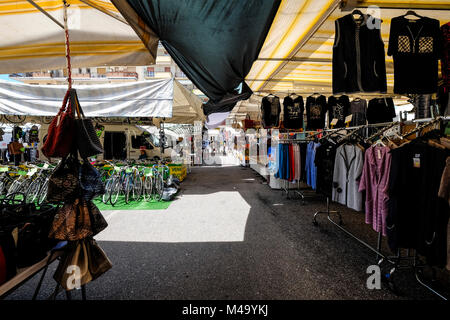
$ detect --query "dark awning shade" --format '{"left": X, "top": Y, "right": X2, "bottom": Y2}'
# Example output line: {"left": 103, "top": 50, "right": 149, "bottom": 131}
{"left": 114, "top": 0, "right": 281, "bottom": 116}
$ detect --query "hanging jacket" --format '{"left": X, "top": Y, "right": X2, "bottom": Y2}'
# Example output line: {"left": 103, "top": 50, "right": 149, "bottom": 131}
{"left": 388, "top": 16, "right": 442, "bottom": 94}
{"left": 386, "top": 140, "right": 449, "bottom": 267}
{"left": 332, "top": 144, "right": 364, "bottom": 211}
{"left": 315, "top": 142, "right": 338, "bottom": 198}
{"left": 261, "top": 95, "right": 281, "bottom": 128}
{"left": 359, "top": 146, "right": 392, "bottom": 236}
{"left": 333, "top": 14, "right": 387, "bottom": 95}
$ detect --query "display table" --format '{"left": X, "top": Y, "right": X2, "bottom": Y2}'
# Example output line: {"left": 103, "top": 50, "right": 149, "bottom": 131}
{"left": 0, "top": 250, "right": 63, "bottom": 298}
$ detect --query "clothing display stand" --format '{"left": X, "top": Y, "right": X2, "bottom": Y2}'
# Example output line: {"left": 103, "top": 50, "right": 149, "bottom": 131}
{"left": 312, "top": 117, "right": 448, "bottom": 300}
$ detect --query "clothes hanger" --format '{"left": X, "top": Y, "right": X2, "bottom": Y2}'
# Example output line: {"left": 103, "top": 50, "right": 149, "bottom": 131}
{"left": 403, "top": 10, "right": 423, "bottom": 19}
{"left": 352, "top": 9, "right": 364, "bottom": 20}
{"left": 374, "top": 137, "right": 386, "bottom": 147}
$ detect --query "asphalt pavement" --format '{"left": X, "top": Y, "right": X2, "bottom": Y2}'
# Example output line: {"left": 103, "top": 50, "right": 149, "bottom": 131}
{"left": 5, "top": 165, "right": 449, "bottom": 300}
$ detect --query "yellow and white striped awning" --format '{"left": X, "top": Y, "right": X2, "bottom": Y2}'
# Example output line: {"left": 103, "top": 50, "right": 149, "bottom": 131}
{"left": 246, "top": 0, "right": 450, "bottom": 97}
{"left": 0, "top": 0, "right": 158, "bottom": 74}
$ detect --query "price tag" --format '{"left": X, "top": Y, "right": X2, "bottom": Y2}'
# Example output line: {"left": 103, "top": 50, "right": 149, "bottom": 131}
{"left": 413, "top": 154, "right": 421, "bottom": 168}
{"left": 330, "top": 118, "right": 338, "bottom": 126}
{"left": 43, "top": 163, "right": 49, "bottom": 169}
{"left": 345, "top": 115, "right": 353, "bottom": 126}
{"left": 0, "top": 166, "right": 8, "bottom": 172}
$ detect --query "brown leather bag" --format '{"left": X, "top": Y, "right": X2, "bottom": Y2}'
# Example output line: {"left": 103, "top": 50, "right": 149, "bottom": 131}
{"left": 48, "top": 199, "right": 93, "bottom": 241}
{"left": 53, "top": 240, "right": 92, "bottom": 291}
{"left": 85, "top": 238, "right": 112, "bottom": 281}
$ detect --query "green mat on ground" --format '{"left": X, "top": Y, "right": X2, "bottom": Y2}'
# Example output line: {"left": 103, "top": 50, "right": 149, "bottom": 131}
{"left": 93, "top": 196, "right": 172, "bottom": 211}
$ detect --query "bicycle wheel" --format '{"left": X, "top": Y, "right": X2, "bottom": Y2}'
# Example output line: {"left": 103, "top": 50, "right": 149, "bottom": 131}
{"left": 7, "top": 179, "right": 22, "bottom": 195}
{"left": 26, "top": 179, "right": 41, "bottom": 204}
{"left": 154, "top": 174, "right": 164, "bottom": 202}
{"left": 3, "top": 114, "right": 26, "bottom": 124}
{"left": 133, "top": 175, "right": 143, "bottom": 202}
{"left": 41, "top": 116, "right": 53, "bottom": 124}
{"left": 38, "top": 179, "right": 49, "bottom": 205}
{"left": 143, "top": 175, "right": 153, "bottom": 201}
{"left": 124, "top": 176, "right": 133, "bottom": 204}
{"left": 18, "top": 179, "right": 31, "bottom": 194}
{"left": 110, "top": 178, "right": 121, "bottom": 206}
{"left": 0, "top": 179, "right": 5, "bottom": 196}
{"left": 102, "top": 177, "right": 114, "bottom": 204}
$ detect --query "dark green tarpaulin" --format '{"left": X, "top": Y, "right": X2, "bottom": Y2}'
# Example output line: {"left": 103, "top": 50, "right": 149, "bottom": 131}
{"left": 126, "top": 0, "right": 281, "bottom": 116}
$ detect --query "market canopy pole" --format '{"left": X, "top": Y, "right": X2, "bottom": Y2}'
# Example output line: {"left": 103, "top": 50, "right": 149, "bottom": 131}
{"left": 26, "top": 0, "right": 64, "bottom": 29}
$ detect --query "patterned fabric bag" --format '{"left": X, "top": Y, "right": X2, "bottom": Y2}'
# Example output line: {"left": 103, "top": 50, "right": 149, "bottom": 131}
{"left": 48, "top": 198, "right": 93, "bottom": 241}
{"left": 79, "top": 161, "right": 105, "bottom": 201}
{"left": 87, "top": 201, "right": 107, "bottom": 236}
{"left": 46, "top": 155, "right": 80, "bottom": 203}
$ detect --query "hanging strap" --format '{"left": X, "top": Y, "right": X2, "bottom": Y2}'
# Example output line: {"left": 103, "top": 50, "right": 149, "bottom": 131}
{"left": 63, "top": 0, "right": 72, "bottom": 90}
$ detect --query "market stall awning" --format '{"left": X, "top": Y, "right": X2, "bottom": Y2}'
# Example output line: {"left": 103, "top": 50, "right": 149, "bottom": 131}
{"left": 0, "top": 0, "right": 158, "bottom": 74}
{"left": 112, "top": 0, "right": 281, "bottom": 117}
{"left": 246, "top": 0, "right": 450, "bottom": 95}
{"left": 0, "top": 78, "right": 173, "bottom": 117}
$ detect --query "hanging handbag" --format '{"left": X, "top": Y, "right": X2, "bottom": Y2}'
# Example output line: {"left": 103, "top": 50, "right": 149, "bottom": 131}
{"left": 48, "top": 199, "right": 93, "bottom": 241}
{"left": 87, "top": 201, "right": 107, "bottom": 236}
{"left": 53, "top": 240, "right": 92, "bottom": 291}
{"left": 46, "top": 155, "right": 80, "bottom": 203}
{"left": 41, "top": 89, "right": 76, "bottom": 158}
{"left": 79, "top": 161, "right": 105, "bottom": 201}
{"left": 72, "top": 90, "right": 103, "bottom": 158}
{"left": 85, "top": 237, "right": 112, "bottom": 281}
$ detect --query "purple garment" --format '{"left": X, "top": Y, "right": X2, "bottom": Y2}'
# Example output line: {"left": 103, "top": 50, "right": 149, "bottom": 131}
{"left": 358, "top": 146, "right": 392, "bottom": 236}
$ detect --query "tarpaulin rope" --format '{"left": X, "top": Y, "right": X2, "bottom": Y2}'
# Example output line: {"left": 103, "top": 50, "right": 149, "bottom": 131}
{"left": 63, "top": 0, "right": 72, "bottom": 90}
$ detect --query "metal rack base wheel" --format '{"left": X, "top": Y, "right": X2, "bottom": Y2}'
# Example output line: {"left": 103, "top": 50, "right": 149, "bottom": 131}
{"left": 382, "top": 269, "right": 402, "bottom": 296}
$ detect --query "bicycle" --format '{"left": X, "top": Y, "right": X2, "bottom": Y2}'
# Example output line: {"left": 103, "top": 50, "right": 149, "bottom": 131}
{"left": 151, "top": 164, "right": 169, "bottom": 202}
{"left": 25, "top": 164, "right": 53, "bottom": 204}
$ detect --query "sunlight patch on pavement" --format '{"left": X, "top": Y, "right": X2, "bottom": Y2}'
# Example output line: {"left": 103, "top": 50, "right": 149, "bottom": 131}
{"left": 96, "top": 191, "right": 251, "bottom": 243}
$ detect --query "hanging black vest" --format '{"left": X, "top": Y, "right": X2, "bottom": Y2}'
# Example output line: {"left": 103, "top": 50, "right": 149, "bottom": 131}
{"left": 333, "top": 14, "right": 387, "bottom": 95}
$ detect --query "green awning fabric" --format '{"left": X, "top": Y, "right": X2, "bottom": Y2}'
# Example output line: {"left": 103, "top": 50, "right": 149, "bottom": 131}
{"left": 123, "top": 0, "right": 281, "bottom": 116}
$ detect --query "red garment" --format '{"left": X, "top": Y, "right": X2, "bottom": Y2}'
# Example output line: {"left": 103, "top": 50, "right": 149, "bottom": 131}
{"left": 0, "top": 246, "right": 6, "bottom": 285}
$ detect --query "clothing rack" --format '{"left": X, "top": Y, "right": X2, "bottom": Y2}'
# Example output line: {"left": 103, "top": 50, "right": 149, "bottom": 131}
{"left": 312, "top": 118, "right": 448, "bottom": 300}
{"left": 277, "top": 137, "right": 311, "bottom": 204}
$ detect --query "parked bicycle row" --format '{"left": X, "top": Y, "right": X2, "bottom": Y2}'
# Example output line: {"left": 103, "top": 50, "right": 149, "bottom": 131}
{"left": 99, "top": 161, "right": 178, "bottom": 206}
{"left": 0, "top": 159, "right": 181, "bottom": 206}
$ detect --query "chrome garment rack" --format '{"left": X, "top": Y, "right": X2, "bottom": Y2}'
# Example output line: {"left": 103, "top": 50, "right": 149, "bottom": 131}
{"left": 312, "top": 117, "right": 448, "bottom": 300}
{"left": 278, "top": 137, "right": 313, "bottom": 204}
